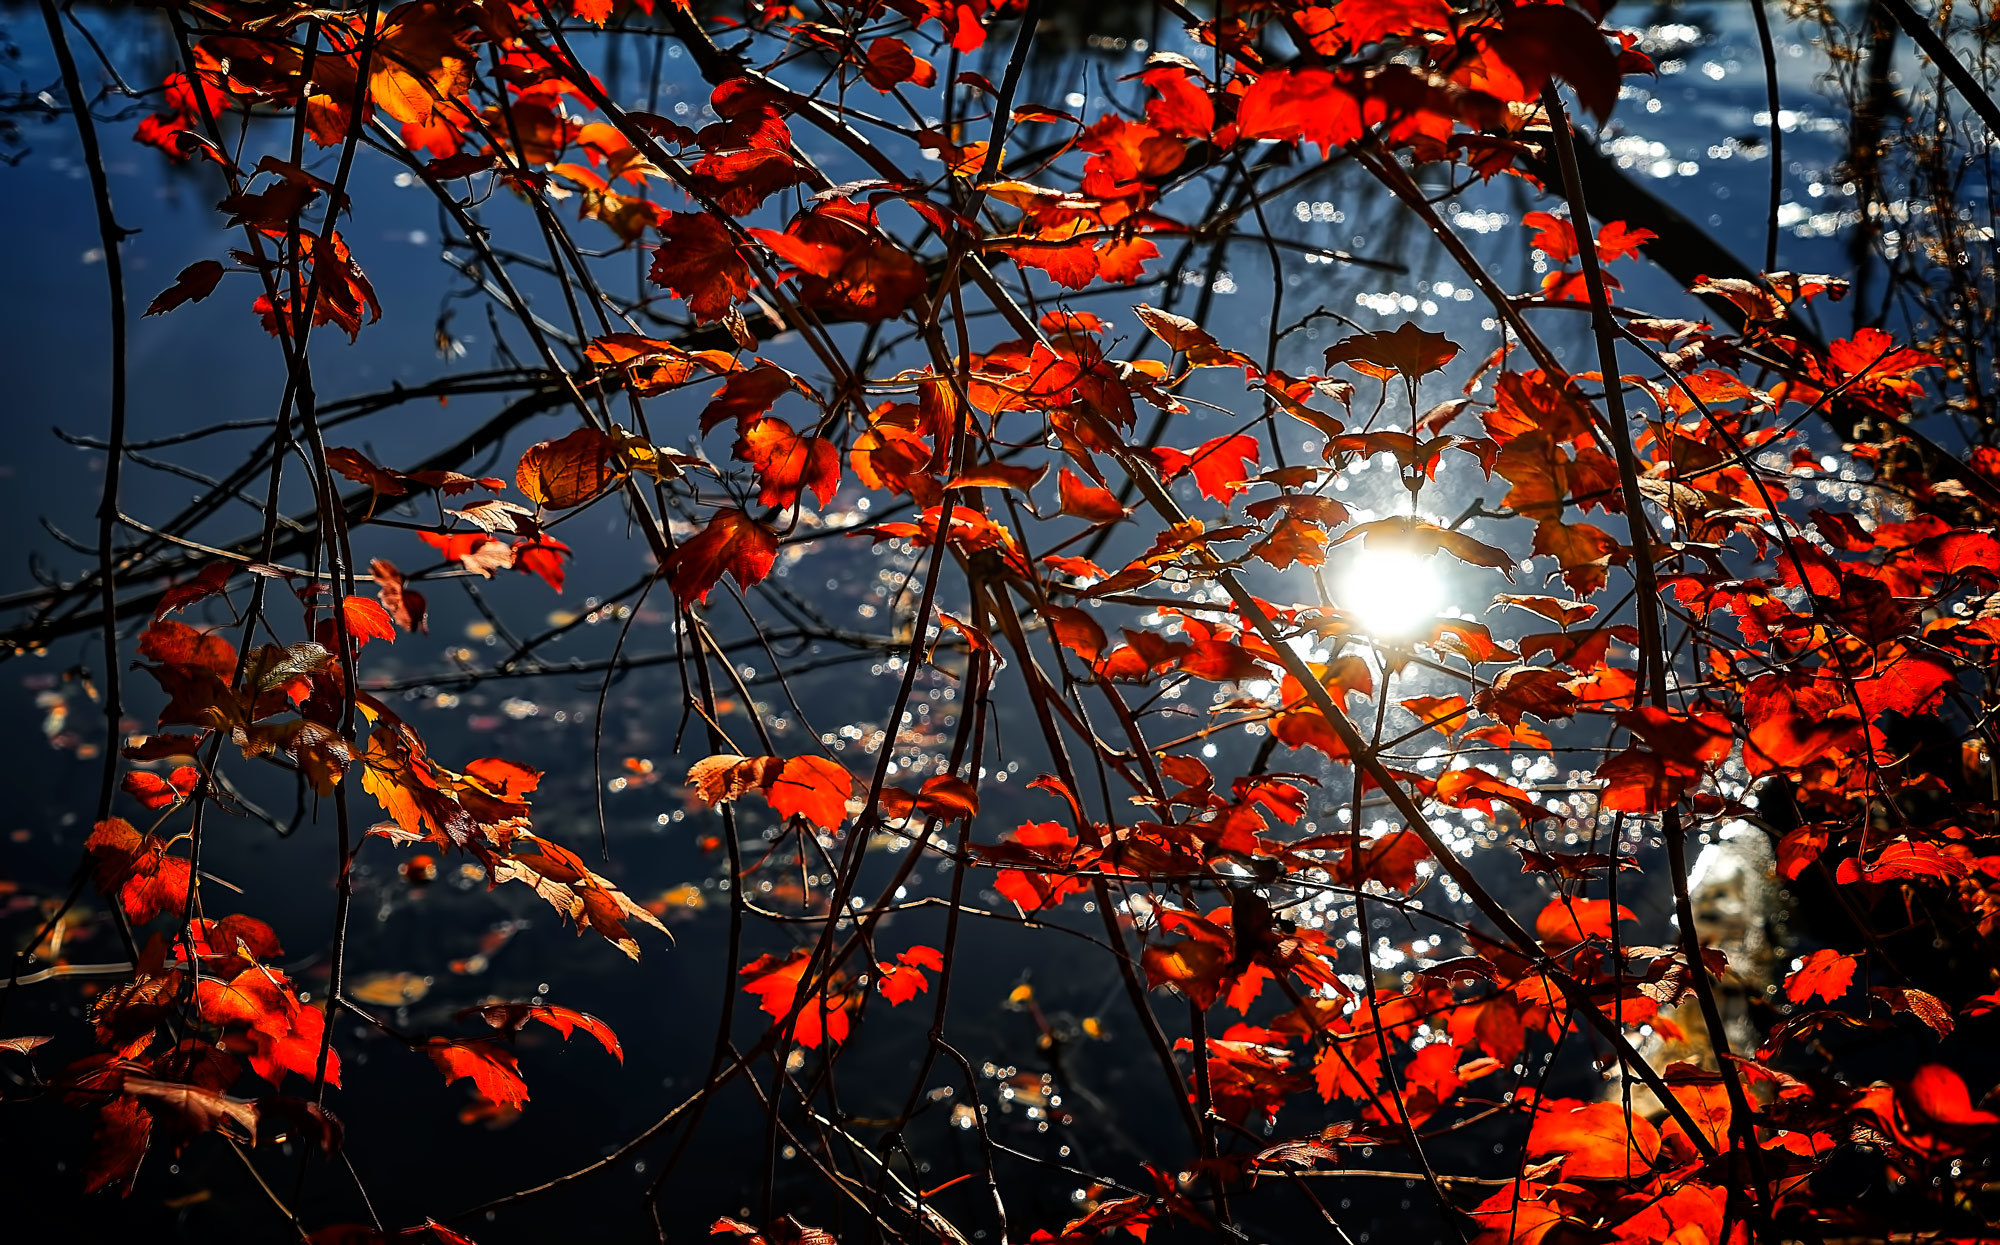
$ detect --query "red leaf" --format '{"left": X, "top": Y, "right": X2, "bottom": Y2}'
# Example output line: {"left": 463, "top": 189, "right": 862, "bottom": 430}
{"left": 1534, "top": 897, "right": 1634, "bottom": 950}
{"left": 154, "top": 561, "right": 234, "bottom": 620}
{"left": 662, "top": 509, "right": 779, "bottom": 607}
{"left": 1907, "top": 1065, "right": 2000, "bottom": 1127}
{"left": 1187, "top": 433, "right": 1260, "bottom": 504}
{"left": 341, "top": 596, "right": 396, "bottom": 648}
{"left": 876, "top": 945, "right": 944, "bottom": 1005}
{"left": 121, "top": 766, "right": 199, "bottom": 811}
{"left": 464, "top": 1003, "right": 623, "bottom": 1062}
{"left": 1058, "top": 468, "right": 1128, "bottom": 523}
{"left": 514, "top": 535, "right": 571, "bottom": 594}
{"left": 1783, "top": 949, "right": 1857, "bottom": 1005}
{"left": 765, "top": 755, "right": 852, "bottom": 830}
{"left": 735, "top": 417, "right": 840, "bottom": 510}
{"left": 425, "top": 1039, "right": 528, "bottom": 1109}
{"left": 649, "top": 212, "right": 752, "bottom": 322}
{"left": 418, "top": 531, "right": 514, "bottom": 577}
{"left": 85, "top": 817, "right": 191, "bottom": 924}
{"left": 1527, "top": 1099, "right": 1660, "bottom": 1179}
{"left": 371, "top": 558, "right": 427, "bottom": 633}
{"left": 1235, "top": 68, "right": 1362, "bottom": 157}
{"left": 740, "top": 949, "right": 849, "bottom": 1049}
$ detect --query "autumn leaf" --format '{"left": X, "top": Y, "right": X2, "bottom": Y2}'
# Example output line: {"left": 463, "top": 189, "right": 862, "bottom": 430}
{"left": 1784, "top": 949, "right": 1858, "bottom": 1005}
{"left": 649, "top": 211, "right": 752, "bottom": 322}
{"left": 1324, "top": 323, "right": 1460, "bottom": 382}
{"left": 340, "top": 595, "right": 397, "bottom": 648}
{"left": 688, "top": 754, "right": 784, "bottom": 806}
{"left": 463, "top": 1003, "right": 622, "bottom": 1061}
{"left": 145, "top": 259, "right": 226, "bottom": 316}
{"left": 371, "top": 558, "right": 427, "bottom": 633}
{"left": 1534, "top": 896, "right": 1635, "bottom": 950}
{"left": 121, "top": 765, "right": 199, "bottom": 811}
{"left": 1906, "top": 1065, "right": 2000, "bottom": 1127}
{"left": 517, "top": 426, "right": 622, "bottom": 509}
{"left": 875, "top": 945, "right": 944, "bottom": 1005}
{"left": 735, "top": 417, "right": 840, "bottom": 510}
{"left": 1527, "top": 1099, "right": 1660, "bottom": 1179}
{"left": 418, "top": 531, "right": 514, "bottom": 577}
{"left": 1185, "top": 433, "right": 1260, "bottom": 504}
{"left": 662, "top": 508, "right": 779, "bottom": 607}
{"left": 740, "top": 949, "right": 849, "bottom": 1048}
{"left": 514, "top": 535, "right": 571, "bottom": 593}
{"left": 1339, "top": 516, "right": 1514, "bottom": 572}
{"left": 85, "top": 817, "right": 191, "bottom": 924}
{"left": 425, "top": 1039, "right": 528, "bottom": 1109}
{"left": 765, "top": 756, "right": 851, "bottom": 830}
{"left": 1058, "top": 468, "right": 1129, "bottom": 523}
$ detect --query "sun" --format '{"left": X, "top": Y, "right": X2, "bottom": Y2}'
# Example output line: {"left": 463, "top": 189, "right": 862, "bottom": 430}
{"left": 1337, "top": 547, "right": 1446, "bottom": 638}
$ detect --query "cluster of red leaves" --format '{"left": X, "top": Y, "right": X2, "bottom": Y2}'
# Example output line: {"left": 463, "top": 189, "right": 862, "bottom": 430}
{"left": 50, "top": 0, "right": 2000, "bottom": 1240}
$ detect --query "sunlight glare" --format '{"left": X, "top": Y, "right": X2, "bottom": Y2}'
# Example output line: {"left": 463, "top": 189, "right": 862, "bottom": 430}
{"left": 1339, "top": 548, "right": 1445, "bottom": 637}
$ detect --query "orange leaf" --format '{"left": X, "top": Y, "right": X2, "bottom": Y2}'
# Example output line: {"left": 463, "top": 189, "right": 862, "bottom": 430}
{"left": 736, "top": 417, "right": 840, "bottom": 510}
{"left": 1527, "top": 1099, "right": 1660, "bottom": 1179}
{"left": 765, "top": 756, "right": 852, "bottom": 830}
{"left": 517, "top": 427, "right": 621, "bottom": 509}
{"left": 1783, "top": 949, "right": 1858, "bottom": 1005}
{"left": 662, "top": 509, "right": 779, "bottom": 607}
{"left": 1058, "top": 468, "right": 1128, "bottom": 523}
{"left": 425, "top": 1039, "right": 528, "bottom": 1109}
{"left": 341, "top": 595, "right": 396, "bottom": 648}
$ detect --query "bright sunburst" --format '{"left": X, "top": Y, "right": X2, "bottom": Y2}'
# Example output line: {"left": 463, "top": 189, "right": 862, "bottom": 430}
{"left": 1337, "top": 547, "right": 1446, "bottom": 638}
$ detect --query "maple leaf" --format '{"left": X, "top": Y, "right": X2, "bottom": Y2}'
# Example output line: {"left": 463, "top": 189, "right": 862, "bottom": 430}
{"left": 1783, "top": 949, "right": 1858, "bottom": 1005}
{"left": 363, "top": 1, "right": 476, "bottom": 130}
{"left": 1527, "top": 1099, "right": 1660, "bottom": 1179}
{"left": 740, "top": 950, "right": 849, "bottom": 1048}
{"left": 765, "top": 756, "right": 851, "bottom": 830}
{"left": 662, "top": 509, "right": 779, "bottom": 607}
{"left": 1324, "top": 323, "right": 1460, "bottom": 382}
{"left": 649, "top": 212, "right": 752, "bottom": 322}
{"left": 701, "top": 364, "right": 797, "bottom": 437}
{"left": 1185, "top": 433, "right": 1260, "bottom": 504}
{"left": 513, "top": 535, "right": 571, "bottom": 594}
{"left": 736, "top": 417, "right": 840, "bottom": 510}
{"left": 875, "top": 945, "right": 944, "bottom": 1005}
{"left": 341, "top": 596, "right": 397, "bottom": 648}
{"left": 85, "top": 818, "right": 191, "bottom": 924}
{"left": 1235, "top": 67, "right": 1362, "bottom": 156}
{"left": 1322, "top": 0, "right": 1454, "bottom": 47}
